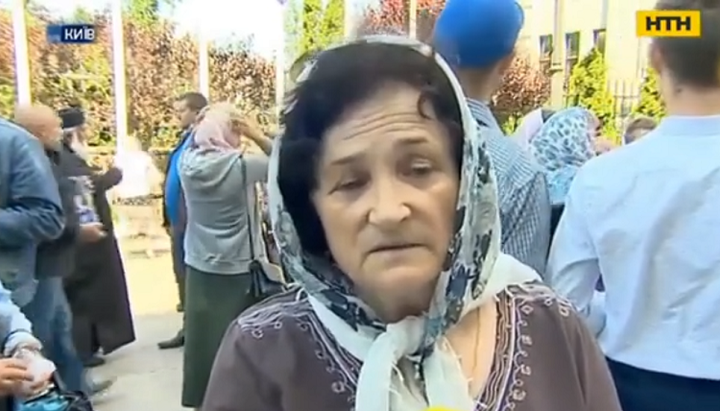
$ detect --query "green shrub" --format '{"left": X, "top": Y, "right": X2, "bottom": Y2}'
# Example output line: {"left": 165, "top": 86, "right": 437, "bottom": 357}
{"left": 566, "top": 48, "right": 618, "bottom": 142}
{"left": 633, "top": 70, "right": 666, "bottom": 120}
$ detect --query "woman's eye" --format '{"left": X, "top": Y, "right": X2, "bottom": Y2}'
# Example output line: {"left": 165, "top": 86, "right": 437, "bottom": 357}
{"left": 407, "top": 160, "right": 434, "bottom": 176}
{"left": 336, "top": 179, "right": 365, "bottom": 191}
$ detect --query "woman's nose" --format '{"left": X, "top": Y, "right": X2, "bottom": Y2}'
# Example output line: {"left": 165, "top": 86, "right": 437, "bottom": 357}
{"left": 367, "top": 178, "right": 411, "bottom": 228}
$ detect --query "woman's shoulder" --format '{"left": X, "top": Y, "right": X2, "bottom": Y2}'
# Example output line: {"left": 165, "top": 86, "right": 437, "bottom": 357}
{"left": 501, "top": 282, "right": 579, "bottom": 329}
{"left": 226, "top": 289, "right": 324, "bottom": 360}
{"left": 204, "top": 289, "right": 352, "bottom": 411}
{"left": 235, "top": 288, "right": 316, "bottom": 333}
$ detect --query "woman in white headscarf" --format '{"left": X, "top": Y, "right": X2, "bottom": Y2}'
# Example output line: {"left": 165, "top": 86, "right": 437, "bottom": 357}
{"left": 202, "top": 36, "right": 621, "bottom": 411}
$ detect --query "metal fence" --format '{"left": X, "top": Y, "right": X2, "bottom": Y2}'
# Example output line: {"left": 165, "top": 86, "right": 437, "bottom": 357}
{"left": 561, "top": 79, "right": 643, "bottom": 130}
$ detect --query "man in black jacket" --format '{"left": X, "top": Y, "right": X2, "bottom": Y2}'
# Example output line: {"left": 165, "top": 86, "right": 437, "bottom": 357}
{"left": 13, "top": 105, "right": 111, "bottom": 396}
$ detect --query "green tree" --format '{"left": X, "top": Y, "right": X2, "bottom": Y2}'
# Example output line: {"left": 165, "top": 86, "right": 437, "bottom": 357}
{"left": 289, "top": 0, "right": 345, "bottom": 59}
{"left": 633, "top": 70, "right": 666, "bottom": 119}
{"left": 566, "top": 48, "right": 618, "bottom": 140}
{"left": 70, "top": 7, "right": 94, "bottom": 23}
{"left": 125, "top": 0, "right": 177, "bottom": 27}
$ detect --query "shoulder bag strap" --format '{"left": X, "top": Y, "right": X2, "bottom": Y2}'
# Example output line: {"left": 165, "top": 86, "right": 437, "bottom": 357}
{"left": 240, "top": 157, "right": 256, "bottom": 260}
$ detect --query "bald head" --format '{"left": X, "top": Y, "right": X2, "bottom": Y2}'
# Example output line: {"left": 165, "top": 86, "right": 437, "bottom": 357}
{"left": 14, "top": 104, "right": 62, "bottom": 148}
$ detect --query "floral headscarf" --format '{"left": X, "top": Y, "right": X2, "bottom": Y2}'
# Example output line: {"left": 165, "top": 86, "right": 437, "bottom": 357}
{"left": 267, "top": 36, "right": 539, "bottom": 411}
{"left": 529, "top": 107, "right": 597, "bottom": 206}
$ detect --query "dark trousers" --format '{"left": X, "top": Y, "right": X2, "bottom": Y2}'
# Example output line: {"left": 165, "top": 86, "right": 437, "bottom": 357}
{"left": 22, "top": 277, "right": 88, "bottom": 394}
{"left": 607, "top": 358, "right": 720, "bottom": 411}
{"left": 171, "top": 226, "right": 186, "bottom": 309}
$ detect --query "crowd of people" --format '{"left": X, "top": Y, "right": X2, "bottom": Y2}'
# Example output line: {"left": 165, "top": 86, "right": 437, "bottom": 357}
{"left": 0, "top": 0, "right": 719, "bottom": 409}
{"left": 0, "top": 103, "right": 135, "bottom": 410}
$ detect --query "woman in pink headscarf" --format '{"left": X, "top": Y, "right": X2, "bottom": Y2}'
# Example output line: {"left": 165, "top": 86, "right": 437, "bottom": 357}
{"left": 177, "top": 102, "right": 274, "bottom": 409}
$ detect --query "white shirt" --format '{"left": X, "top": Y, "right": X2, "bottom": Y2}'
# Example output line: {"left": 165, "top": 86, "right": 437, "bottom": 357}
{"left": 547, "top": 115, "right": 720, "bottom": 380}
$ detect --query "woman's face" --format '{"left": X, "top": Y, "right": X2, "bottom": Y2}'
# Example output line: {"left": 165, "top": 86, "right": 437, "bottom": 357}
{"left": 311, "top": 84, "right": 459, "bottom": 322}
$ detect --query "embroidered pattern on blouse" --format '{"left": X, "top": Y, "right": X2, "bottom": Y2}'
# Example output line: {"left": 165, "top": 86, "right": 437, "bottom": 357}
{"left": 488, "top": 283, "right": 573, "bottom": 411}
{"left": 238, "top": 296, "right": 361, "bottom": 404}
{"left": 238, "top": 284, "right": 571, "bottom": 410}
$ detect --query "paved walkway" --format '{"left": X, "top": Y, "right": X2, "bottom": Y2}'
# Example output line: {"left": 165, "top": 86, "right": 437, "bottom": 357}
{"left": 94, "top": 241, "right": 185, "bottom": 411}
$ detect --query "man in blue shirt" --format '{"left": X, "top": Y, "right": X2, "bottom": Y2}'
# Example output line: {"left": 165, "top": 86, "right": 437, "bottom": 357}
{"left": 158, "top": 92, "right": 208, "bottom": 350}
{"left": 433, "top": 0, "right": 551, "bottom": 275}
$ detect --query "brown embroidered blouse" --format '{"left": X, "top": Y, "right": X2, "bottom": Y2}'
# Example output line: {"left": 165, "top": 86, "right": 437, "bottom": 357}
{"left": 202, "top": 283, "right": 622, "bottom": 411}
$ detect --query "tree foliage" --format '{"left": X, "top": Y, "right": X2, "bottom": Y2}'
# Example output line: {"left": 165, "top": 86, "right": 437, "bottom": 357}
{"left": 287, "top": 0, "right": 345, "bottom": 59}
{"left": 566, "top": 48, "right": 618, "bottom": 139}
{"left": 358, "top": 0, "right": 444, "bottom": 38}
{"left": 633, "top": 70, "right": 665, "bottom": 119}
{"left": 493, "top": 57, "right": 551, "bottom": 127}
{"left": 0, "top": 9, "right": 275, "bottom": 149}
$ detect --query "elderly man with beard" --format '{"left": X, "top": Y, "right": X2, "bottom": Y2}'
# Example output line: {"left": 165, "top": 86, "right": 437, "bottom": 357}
{"left": 13, "top": 104, "right": 114, "bottom": 397}
{"left": 55, "top": 106, "right": 135, "bottom": 370}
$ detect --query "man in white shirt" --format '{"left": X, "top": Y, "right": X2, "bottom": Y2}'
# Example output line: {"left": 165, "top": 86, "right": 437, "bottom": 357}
{"left": 547, "top": 2, "right": 720, "bottom": 410}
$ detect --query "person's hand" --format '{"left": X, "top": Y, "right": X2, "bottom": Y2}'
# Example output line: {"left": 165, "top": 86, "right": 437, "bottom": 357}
{"left": 106, "top": 166, "right": 123, "bottom": 185}
{"left": 22, "top": 374, "right": 51, "bottom": 398}
{"left": 0, "top": 358, "right": 33, "bottom": 396}
{"left": 234, "top": 115, "right": 264, "bottom": 141}
{"left": 79, "top": 222, "right": 106, "bottom": 242}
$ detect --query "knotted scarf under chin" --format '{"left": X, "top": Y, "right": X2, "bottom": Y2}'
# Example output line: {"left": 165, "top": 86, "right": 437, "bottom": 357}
{"left": 309, "top": 298, "right": 475, "bottom": 411}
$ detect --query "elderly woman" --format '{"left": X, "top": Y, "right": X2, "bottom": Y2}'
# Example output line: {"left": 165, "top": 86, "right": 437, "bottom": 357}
{"left": 201, "top": 37, "right": 621, "bottom": 411}
{"left": 529, "top": 107, "right": 598, "bottom": 237}
{"left": 178, "top": 102, "right": 273, "bottom": 409}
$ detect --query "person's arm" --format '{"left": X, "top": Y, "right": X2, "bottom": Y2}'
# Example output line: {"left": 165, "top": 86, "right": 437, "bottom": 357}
{"left": 546, "top": 175, "right": 606, "bottom": 335}
{"left": 0, "top": 282, "right": 40, "bottom": 356}
{"left": 91, "top": 166, "right": 123, "bottom": 192}
{"left": 248, "top": 134, "right": 273, "bottom": 155}
{"left": 52, "top": 177, "right": 80, "bottom": 245}
{"left": 244, "top": 154, "right": 270, "bottom": 184}
{"left": 501, "top": 170, "right": 551, "bottom": 276}
{"left": 203, "top": 322, "right": 278, "bottom": 411}
{"left": 0, "top": 135, "right": 63, "bottom": 247}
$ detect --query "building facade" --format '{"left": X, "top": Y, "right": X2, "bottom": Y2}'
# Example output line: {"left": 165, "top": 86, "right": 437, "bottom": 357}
{"left": 517, "top": 0, "right": 657, "bottom": 84}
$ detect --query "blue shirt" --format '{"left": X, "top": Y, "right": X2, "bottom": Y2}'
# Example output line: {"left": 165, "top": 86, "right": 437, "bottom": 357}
{"left": 467, "top": 99, "right": 551, "bottom": 275}
{"left": 164, "top": 130, "right": 193, "bottom": 227}
{"left": 547, "top": 115, "right": 720, "bottom": 380}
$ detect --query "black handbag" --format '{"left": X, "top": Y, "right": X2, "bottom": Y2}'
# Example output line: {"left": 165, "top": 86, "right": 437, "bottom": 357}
{"left": 241, "top": 158, "right": 287, "bottom": 304}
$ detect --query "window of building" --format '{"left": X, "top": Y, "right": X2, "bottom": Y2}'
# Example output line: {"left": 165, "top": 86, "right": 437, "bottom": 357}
{"left": 593, "top": 29, "right": 606, "bottom": 53}
{"left": 565, "top": 31, "right": 580, "bottom": 74}
{"left": 539, "top": 34, "right": 553, "bottom": 72}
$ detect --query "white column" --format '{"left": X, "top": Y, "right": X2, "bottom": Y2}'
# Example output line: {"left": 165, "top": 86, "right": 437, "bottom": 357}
{"left": 408, "top": 0, "right": 417, "bottom": 39}
{"left": 275, "top": 3, "right": 286, "bottom": 120}
{"left": 198, "top": 12, "right": 210, "bottom": 98}
{"left": 343, "top": 0, "right": 353, "bottom": 39}
{"left": 110, "top": 0, "right": 129, "bottom": 151}
{"left": 11, "top": 0, "right": 31, "bottom": 104}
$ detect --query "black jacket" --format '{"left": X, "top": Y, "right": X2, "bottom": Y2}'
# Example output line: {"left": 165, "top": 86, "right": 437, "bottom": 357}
{"left": 35, "top": 145, "right": 80, "bottom": 278}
